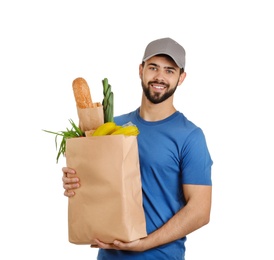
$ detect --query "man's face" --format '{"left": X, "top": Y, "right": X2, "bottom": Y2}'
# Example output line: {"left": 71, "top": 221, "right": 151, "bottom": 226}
{"left": 140, "top": 55, "right": 184, "bottom": 104}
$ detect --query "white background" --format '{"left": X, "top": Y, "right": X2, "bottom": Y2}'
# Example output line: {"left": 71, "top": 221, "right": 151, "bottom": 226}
{"left": 1, "top": 0, "right": 273, "bottom": 259}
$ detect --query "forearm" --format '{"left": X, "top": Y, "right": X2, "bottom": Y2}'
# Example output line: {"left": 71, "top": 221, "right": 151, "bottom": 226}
{"left": 141, "top": 204, "right": 210, "bottom": 250}
{"left": 140, "top": 185, "right": 212, "bottom": 251}
{"left": 94, "top": 185, "right": 212, "bottom": 252}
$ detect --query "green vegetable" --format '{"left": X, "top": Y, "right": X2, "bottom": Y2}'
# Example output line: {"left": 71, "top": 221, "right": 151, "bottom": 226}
{"left": 43, "top": 119, "right": 84, "bottom": 163}
{"left": 102, "top": 78, "right": 114, "bottom": 122}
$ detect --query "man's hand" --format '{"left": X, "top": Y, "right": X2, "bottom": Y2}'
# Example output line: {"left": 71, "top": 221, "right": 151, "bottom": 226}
{"left": 62, "top": 167, "right": 80, "bottom": 197}
{"left": 91, "top": 238, "right": 144, "bottom": 252}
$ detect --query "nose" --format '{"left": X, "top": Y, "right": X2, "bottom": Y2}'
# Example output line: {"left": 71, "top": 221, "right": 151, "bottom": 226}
{"left": 154, "top": 70, "right": 165, "bottom": 82}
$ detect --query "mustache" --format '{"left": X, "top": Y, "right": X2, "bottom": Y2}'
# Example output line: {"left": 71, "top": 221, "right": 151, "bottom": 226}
{"left": 148, "top": 80, "right": 168, "bottom": 87}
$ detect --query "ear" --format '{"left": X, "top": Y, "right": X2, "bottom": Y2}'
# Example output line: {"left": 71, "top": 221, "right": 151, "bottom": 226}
{"left": 139, "top": 64, "right": 143, "bottom": 79}
{"left": 178, "top": 72, "right": 187, "bottom": 86}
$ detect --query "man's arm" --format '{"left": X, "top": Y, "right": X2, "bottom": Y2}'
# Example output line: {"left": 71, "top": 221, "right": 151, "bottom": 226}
{"left": 93, "top": 184, "right": 212, "bottom": 251}
{"left": 140, "top": 184, "right": 212, "bottom": 250}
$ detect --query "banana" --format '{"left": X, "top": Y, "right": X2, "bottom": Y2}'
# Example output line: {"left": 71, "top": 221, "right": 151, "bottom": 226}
{"left": 111, "top": 125, "right": 139, "bottom": 136}
{"left": 113, "top": 125, "right": 122, "bottom": 131}
{"left": 92, "top": 122, "right": 140, "bottom": 136}
{"left": 92, "top": 122, "right": 117, "bottom": 136}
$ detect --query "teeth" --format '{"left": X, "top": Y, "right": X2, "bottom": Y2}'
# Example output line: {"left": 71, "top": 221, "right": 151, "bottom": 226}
{"left": 154, "top": 85, "right": 164, "bottom": 89}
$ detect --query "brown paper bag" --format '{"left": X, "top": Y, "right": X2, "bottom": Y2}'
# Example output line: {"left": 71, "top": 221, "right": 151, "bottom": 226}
{"left": 66, "top": 135, "right": 147, "bottom": 244}
{"left": 77, "top": 102, "right": 104, "bottom": 132}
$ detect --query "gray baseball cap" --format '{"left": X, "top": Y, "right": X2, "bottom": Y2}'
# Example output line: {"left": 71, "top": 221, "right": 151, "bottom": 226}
{"left": 142, "top": 37, "right": 186, "bottom": 69}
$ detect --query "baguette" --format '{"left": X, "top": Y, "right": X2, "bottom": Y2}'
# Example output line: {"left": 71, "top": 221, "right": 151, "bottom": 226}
{"left": 72, "top": 77, "right": 93, "bottom": 108}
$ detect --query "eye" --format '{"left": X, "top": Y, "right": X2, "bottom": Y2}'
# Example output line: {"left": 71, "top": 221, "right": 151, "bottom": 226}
{"left": 149, "top": 66, "right": 157, "bottom": 71}
{"left": 166, "top": 69, "right": 174, "bottom": 74}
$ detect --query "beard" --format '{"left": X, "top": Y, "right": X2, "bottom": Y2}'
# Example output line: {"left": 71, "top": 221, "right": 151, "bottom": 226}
{"left": 141, "top": 80, "right": 178, "bottom": 104}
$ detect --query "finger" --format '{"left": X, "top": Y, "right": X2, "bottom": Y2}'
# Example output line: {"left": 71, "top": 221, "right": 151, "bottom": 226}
{"left": 93, "top": 239, "right": 116, "bottom": 249}
{"left": 113, "top": 240, "right": 122, "bottom": 247}
{"left": 63, "top": 180, "right": 80, "bottom": 190}
{"left": 90, "top": 241, "right": 99, "bottom": 248}
{"left": 62, "top": 167, "right": 76, "bottom": 176}
{"left": 62, "top": 175, "right": 80, "bottom": 184}
{"left": 64, "top": 189, "right": 75, "bottom": 197}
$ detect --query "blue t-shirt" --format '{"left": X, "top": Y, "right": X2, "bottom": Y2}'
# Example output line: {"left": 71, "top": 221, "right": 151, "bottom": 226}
{"left": 97, "top": 108, "right": 213, "bottom": 260}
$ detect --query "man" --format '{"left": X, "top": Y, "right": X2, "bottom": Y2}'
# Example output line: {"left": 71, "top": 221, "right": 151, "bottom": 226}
{"left": 62, "top": 37, "right": 213, "bottom": 259}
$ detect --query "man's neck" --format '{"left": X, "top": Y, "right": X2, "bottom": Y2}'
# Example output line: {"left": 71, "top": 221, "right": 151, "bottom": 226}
{"left": 139, "top": 94, "right": 176, "bottom": 122}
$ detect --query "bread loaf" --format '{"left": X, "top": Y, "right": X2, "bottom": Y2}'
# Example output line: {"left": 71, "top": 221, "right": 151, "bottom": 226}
{"left": 72, "top": 77, "right": 93, "bottom": 108}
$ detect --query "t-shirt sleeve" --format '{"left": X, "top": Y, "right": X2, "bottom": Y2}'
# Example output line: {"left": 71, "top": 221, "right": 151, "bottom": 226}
{"left": 180, "top": 127, "right": 213, "bottom": 185}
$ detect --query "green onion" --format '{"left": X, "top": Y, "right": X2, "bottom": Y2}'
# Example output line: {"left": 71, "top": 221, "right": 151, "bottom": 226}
{"left": 102, "top": 78, "right": 114, "bottom": 122}
{"left": 43, "top": 119, "right": 85, "bottom": 163}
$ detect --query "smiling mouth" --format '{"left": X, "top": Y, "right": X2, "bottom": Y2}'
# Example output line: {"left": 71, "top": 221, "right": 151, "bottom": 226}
{"left": 151, "top": 84, "right": 166, "bottom": 90}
